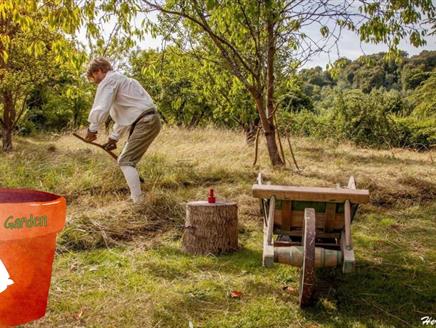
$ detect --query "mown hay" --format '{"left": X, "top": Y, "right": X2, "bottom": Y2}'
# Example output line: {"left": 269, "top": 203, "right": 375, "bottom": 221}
{"left": 363, "top": 176, "right": 436, "bottom": 208}
{"left": 58, "top": 190, "right": 185, "bottom": 251}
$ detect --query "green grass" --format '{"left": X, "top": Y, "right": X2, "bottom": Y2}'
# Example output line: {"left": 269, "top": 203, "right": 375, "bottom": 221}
{"left": 1, "top": 127, "right": 435, "bottom": 327}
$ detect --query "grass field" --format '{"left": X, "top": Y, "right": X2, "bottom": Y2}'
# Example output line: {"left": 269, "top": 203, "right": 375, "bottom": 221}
{"left": 1, "top": 127, "right": 435, "bottom": 328}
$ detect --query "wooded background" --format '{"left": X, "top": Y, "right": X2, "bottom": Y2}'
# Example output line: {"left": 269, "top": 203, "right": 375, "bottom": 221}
{"left": 1, "top": 1, "right": 435, "bottom": 159}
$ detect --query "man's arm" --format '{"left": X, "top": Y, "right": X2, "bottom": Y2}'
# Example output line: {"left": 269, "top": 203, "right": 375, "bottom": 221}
{"left": 87, "top": 78, "right": 118, "bottom": 133}
{"left": 102, "top": 123, "right": 129, "bottom": 151}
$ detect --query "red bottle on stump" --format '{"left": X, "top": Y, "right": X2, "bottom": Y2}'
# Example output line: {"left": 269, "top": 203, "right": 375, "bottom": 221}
{"left": 0, "top": 189, "right": 66, "bottom": 327}
{"left": 208, "top": 188, "right": 216, "bottom": 203}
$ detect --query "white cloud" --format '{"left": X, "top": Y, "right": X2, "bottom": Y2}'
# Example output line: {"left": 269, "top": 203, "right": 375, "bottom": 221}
{"left": 301, "top": 26, "right": 436, "bottom": 68}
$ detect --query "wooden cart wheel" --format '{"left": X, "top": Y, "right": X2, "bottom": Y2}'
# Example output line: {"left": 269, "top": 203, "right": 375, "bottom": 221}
{"left": 299, "top": 208, "right": 316, "bottom": 307}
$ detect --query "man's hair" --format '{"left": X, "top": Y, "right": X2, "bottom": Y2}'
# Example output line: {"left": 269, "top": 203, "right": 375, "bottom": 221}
{"left": 86, "top": 57, "right": 113, "bottom": 79}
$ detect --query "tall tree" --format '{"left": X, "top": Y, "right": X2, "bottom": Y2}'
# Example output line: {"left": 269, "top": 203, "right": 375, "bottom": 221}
{"left": 0, "top": 1, "right": 85, "bottom": 151}
{"left": 129, "top": 0, "right": 434, "bottom": 166}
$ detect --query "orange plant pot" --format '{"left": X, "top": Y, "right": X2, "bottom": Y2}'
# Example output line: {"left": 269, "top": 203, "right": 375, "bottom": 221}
{"left": 0, "top": 189, "right": 66, "bottom": 327}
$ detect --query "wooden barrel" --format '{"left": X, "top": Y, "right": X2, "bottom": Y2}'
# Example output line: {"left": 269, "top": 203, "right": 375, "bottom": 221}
{"left": 182, "top": 201, "right": 238, "bottom": 255}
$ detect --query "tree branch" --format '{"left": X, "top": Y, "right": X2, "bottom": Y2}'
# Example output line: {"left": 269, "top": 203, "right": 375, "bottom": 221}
{"left": 235, "top": 0, "right": 262, "bottom": 68}
{"left": 141, "top": 0, "right": 257, "bottom": 90}
{"left": 13, "top": 94, "right": 29, "bottom": 127}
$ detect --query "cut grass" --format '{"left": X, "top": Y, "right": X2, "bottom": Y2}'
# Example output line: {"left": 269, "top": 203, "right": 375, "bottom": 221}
{"left": 0, "top": 126, "right": 434, "bottom": 327}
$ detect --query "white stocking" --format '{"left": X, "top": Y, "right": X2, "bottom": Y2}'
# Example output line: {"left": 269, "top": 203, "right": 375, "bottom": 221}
{"left": 120, "top": 166, "right": 142, "bottom": 203}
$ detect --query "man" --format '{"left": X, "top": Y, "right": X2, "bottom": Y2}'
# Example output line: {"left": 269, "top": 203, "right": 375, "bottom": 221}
{"left": 85, "top": 57, "right": 161, "bottom": 204}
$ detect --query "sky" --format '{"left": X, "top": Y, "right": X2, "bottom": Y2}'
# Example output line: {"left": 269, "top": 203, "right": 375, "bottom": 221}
{"left": 133, "top": 26, "right": 436, "bottom": 69}
{"left": 301, "top": 27, "right": 436, "bottom": 68}
{"left": 81, "top": 11, "right": 436, "bottom": 70}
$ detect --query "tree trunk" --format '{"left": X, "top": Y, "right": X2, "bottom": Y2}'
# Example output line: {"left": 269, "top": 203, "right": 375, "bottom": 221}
{"left": 264, "top": 128, "right": 283, "bottom": 166}
{"left": 188, "top": 110, "right": 205, "bottom": 129}
{"left": 264, "top": 7, "right": 284, "bottom": 167}
{"left": 254, "top": 95, "right": 284, "bottom": 166}
{"left": 182, "top": 201, "right": 238, "bottom": 255}
{"left": 72, "top": 98, "right": 81, "bottom": 128}
{"left": 246, "top": 6, "right": 284, "bottom": 167}
{"left": 176, "top": 100, "right": 187, "bottom": 127}
{"left": 2, "top": 91, "right": 15, "bottom": 152}
{"left": 2, "top": 128, "right": 12, "bottom": 152}
{"left": 244, "top": 120, "right": 258, "bottom": 145}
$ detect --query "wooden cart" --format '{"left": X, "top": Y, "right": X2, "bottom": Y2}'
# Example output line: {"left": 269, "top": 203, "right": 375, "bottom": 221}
{"left": 252, "top": 174, "right": 370, "bottom": 307}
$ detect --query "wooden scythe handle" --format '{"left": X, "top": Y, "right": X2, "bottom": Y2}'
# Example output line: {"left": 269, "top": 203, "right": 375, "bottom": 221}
{"left": 73, "top": 133, "right": 118, "bottom": 160}
{"left": 72, "top": 133, "right": 145, "bottom": 184}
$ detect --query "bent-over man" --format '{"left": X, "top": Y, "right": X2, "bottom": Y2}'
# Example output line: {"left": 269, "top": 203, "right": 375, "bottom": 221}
{"left": 85, "top": 57, "right": 161, "bottom": 204}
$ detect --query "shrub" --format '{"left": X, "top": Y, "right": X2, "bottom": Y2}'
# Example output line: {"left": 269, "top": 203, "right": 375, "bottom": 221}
{"left": 277, "top": 110, "right": 336, "bottom": 139}
{"left": 332, "top": 89, "right": 398, "bottom": 147}
{"left": 278, "top": 88, "right": 435, "bottom": 150}
{"left": 393, "top": 116, "right": 436, "bottom": 150}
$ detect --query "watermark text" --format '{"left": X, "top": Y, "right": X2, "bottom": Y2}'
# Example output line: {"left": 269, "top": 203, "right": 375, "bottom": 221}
{"left": 422, "top": 316, "right": 436, "bottom": 326}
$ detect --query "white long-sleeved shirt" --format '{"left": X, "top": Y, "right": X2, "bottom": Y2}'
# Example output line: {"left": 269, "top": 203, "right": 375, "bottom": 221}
{"left": 88, "top": 71, "right": 155, "bottom": 140}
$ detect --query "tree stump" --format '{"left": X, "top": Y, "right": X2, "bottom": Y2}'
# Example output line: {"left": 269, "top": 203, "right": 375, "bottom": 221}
{"left": 182, "top": 201, "right": 238, "bottom": 255}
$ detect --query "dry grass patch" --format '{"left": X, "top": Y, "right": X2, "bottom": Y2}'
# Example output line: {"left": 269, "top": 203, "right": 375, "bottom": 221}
{"left": 59, "top": 190, "right": 185, "bottom": 251}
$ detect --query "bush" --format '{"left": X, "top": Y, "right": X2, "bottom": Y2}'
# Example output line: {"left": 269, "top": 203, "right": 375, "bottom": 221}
{"left": 332, "top": 89, "right": 399, "bottom": 147}
{"left": 278, "top": 88, "right": 435, "bottom": 150}
{"left": 393, "top": 116, "right": 436, "bottom": 150}
{"left": 277, "top": 110, "right": 336, "bottom": 139}
{"left": 17, "top": 80, "right": 93, "bottom": 135}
